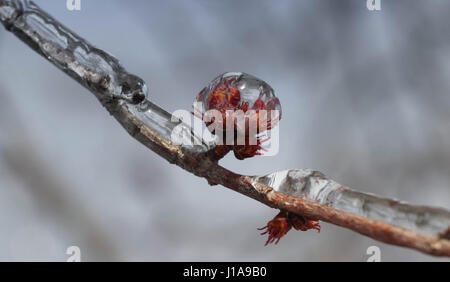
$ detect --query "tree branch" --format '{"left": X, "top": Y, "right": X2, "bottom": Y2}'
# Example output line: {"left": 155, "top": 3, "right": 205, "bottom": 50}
{"left": 2, "top": 0, "right": 450, "bottom": 257}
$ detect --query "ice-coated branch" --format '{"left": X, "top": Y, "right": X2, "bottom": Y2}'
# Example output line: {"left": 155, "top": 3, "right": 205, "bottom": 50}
{"left": 1, "top": 0, "right": 450, "bottom": 257}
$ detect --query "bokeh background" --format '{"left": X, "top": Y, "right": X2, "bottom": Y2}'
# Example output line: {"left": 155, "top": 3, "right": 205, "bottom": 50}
{"left": 1, "top": 0, "right": 450, "bottom": 261}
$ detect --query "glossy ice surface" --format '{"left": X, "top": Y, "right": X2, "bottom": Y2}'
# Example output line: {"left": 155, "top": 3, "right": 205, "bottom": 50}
{"left": 194, "top": 72, "right": 282, "bottom": 125}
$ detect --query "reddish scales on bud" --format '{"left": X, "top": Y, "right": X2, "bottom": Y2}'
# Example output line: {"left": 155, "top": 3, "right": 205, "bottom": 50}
{"left": 193, "top": 72, "right": 282, "bottom": 159}
{"left": 258, "top": 211, "right": 320, "bottom": 246}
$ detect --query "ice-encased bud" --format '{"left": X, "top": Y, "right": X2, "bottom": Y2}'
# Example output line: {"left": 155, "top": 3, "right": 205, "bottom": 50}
{"left": 195, "top": 72, "right": 281, "bottom": 115}
{"left": 194, "top": 72, "right": 281, "bottom": 133}
{"left": 193, "top": 72, "right": 282, "bottom": 159}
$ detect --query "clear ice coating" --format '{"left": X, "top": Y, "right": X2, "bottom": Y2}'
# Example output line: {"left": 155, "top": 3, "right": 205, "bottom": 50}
{"left": 0, "top": 0, "right": 20, "bottom": 22}
{"left": 193, "top": 72, "right": 282, "bottom": 128}
{"left": 127, "top": 101, "right": 213, "bottom": 152}
{"left": 256, "top": 169, "right": 450, "bottom": 235}
{"left": 0, "top": 0, "right": 215, "bottom": 154}
{"left": 0, "top": 0, "right": 148, "bottom": 104}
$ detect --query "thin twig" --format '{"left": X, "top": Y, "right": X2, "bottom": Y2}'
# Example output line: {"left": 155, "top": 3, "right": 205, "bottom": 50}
{"left": 1, "top": 0, "right": 450, "bottom": 257}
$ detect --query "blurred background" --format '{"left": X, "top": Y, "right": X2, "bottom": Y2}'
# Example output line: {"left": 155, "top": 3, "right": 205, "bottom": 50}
{"left": 1, "top": 0, "right": 450, "bottom": 261}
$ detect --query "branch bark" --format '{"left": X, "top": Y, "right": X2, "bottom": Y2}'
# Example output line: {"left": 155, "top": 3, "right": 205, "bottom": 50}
{"left": 1, "top": 0, "right": 450, "bottom": 257}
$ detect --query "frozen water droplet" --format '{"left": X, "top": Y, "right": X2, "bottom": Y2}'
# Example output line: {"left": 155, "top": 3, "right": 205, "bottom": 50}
{"left": 194, "top": 72, "right": 281, "bottom": 117}
{"left": 193, "top": 72, "right": 282, "bottom": 159}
